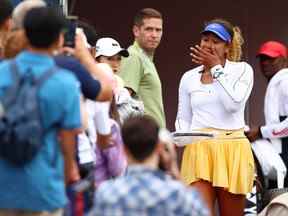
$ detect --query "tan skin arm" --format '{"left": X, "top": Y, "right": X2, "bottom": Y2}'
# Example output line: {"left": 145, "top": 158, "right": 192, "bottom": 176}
{"left": 245, "top": 127, "right": 262, "bottom": 142}
{"left": 58, "top": 129, "right": 81, "bottom": 185}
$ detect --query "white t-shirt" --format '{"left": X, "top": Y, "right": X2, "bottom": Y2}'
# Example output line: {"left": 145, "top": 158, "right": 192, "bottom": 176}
{"left": 77, "top": 100, "right": 111, "bottom": 165}
{"left": 261, "top": 76, "right": 288, "bottom": 139}
{"left": 175, "top": 60, "right": 253, "bottom": 131}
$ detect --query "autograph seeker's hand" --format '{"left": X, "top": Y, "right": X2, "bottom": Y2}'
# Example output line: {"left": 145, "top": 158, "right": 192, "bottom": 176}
{"left": 244, "top": 126, "right": 262, "bottom": 142}
{"left": 158, "top": 137, "right": 180, "bottom": 180}
{"left": 190, "top": 45, "right": 222, "bottom": 69}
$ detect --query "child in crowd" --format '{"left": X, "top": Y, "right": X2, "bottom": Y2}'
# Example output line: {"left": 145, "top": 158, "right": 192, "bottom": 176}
{"left": 95, "top": 37, "right": 144, "bottom": 124}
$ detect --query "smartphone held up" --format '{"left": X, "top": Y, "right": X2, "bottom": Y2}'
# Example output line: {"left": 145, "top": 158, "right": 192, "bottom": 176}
{"left": 64, "top": 16, "right": 78, "bottom": 48}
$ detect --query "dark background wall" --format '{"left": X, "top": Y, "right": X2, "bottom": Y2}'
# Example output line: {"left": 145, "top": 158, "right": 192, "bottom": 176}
{"left": 69, "top": 0, "right": 288, "bottom": 130}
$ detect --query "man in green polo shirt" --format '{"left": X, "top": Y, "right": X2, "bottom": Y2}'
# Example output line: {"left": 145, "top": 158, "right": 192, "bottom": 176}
{"left": 119, "top": 8, "right": 166, "bottom": 128}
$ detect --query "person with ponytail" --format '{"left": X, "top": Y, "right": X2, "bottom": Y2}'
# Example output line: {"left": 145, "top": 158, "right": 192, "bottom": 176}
{"left": 175, "top": 18, "right": 254, "bottom": 216}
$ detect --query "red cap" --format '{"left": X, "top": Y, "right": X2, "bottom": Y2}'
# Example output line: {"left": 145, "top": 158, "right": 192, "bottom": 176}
{"left": 257, "top": 41, "right": 287, "bottom": 58}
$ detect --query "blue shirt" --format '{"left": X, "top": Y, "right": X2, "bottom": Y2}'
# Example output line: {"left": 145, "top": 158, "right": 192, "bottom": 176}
{"left": 55, "top": 55, "right": 101, "bottom": 101}
{"left": 0, "top": 51, "right": 81, "bottom": 211}
{"left": 91, "top": 165, "right": 209, "bottom": 216}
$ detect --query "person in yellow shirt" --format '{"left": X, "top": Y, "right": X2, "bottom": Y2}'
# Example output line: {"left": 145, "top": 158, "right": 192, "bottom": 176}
{"left": 119, "top": 8, "right": 166, "bottom": 128}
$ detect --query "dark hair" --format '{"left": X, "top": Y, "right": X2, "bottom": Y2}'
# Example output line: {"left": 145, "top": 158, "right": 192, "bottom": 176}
{"left": 78, "top": 20, "right": 98, "bottom": 46}
{"left": 0, "top": 0, "right": 13, "bottom": 26}
{"left": 121, "top": 115, "right": 159, "bottom": 162}
{"left": 134, "top": 8, "right": 162, "bottom": 26}
{"left": 23, "top": 7, "right": 66, "bottom": 48}
{"left": 205, "top": 18, "right": 244, "bottom": 61}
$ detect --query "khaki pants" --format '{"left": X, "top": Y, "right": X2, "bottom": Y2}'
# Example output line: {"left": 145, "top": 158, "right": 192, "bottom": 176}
{"left": 0, "top": 209, "right": 63, "bottom": 216}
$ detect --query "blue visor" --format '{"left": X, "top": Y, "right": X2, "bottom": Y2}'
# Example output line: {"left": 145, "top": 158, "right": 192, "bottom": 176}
{"left": 201, "top": 23, "right": 231, "bottom": 43}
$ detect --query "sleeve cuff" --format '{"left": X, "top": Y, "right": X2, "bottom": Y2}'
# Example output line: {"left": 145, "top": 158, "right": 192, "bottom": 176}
{"left": 260, "top": 126, "right": 270, "bottom": 138}
{"left": 94, "top": 102, "right": 111, "bottom": 135}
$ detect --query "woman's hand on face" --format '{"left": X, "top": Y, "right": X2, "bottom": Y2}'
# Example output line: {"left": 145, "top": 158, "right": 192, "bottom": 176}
{"left": 190, "top": 45, "right": 222, "bottom": 68}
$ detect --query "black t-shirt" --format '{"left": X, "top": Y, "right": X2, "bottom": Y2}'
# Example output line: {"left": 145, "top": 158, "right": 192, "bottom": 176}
{"left": 54, "top": 55, "right": 101, "bottom": 101}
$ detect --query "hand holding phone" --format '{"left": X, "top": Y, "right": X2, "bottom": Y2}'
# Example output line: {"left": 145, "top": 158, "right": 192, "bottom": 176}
{"left": 64, "top": 16, "right": 78, "bottom": 48}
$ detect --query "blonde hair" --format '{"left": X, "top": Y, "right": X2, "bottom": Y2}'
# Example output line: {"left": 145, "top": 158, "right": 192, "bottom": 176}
{"left": 227, "top": 26, "right": 244, "bottom": 62}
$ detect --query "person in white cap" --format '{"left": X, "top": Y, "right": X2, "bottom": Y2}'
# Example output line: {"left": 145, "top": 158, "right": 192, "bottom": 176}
{"left": 95, "top": 37, "right": 144, "bottom": 124}
{"left": 95, "top": 37, "right": 129, "bottom": 74}
{"left": 95, "top": 37, "right": 129, "bottom": 91}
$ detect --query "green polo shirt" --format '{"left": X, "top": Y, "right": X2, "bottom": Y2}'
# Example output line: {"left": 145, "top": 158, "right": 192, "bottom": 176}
{"left": 119, "top": 41, "right": 166, "bottom": 128}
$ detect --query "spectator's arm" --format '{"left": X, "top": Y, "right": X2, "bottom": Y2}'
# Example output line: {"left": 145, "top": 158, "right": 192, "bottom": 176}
{"left": 175, "top": 73, "right": 193, "bottom": 131}
{"left": 80, "top": 96, "right": 88, "bottom": 130}
{"left": 58, "top": 129, "right": 80, "bottom": 184}
{"left": 55, "top": 55, "right": 102, "bottom": 101}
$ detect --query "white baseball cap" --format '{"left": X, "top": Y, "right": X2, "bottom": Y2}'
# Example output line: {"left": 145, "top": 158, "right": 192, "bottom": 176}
{"left": 95, "top": 37, "right": 129, "bottom": 58}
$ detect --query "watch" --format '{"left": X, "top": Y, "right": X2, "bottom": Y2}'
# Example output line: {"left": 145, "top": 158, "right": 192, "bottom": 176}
{"left": 211, "top": 65, "right": 224, "bottom": 79}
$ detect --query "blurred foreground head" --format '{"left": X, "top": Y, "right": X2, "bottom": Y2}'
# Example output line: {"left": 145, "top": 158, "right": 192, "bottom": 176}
{"left": 121, "top": 115, "right": 159, "bottom": 162}
{"left": 24, "top": 7, "right": 66, "bottom": 49}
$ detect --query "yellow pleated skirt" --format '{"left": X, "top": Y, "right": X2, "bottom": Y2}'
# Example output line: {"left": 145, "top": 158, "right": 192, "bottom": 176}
{"left": 180, "top": 128, "right": 255, "bottom": 195}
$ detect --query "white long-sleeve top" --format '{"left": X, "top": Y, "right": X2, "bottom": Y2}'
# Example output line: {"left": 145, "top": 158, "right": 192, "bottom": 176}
{"left": 260, "top": 69, "right": 288, "bottom": 153}
{"left": 175, "top": 60, "right": 253, "bottom": 131}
